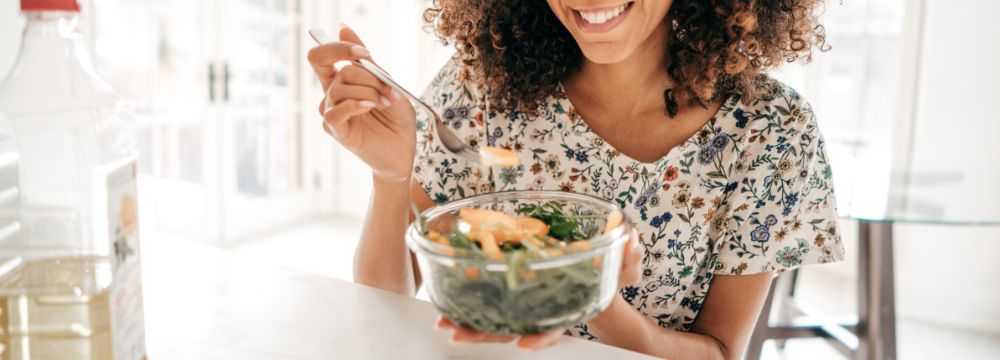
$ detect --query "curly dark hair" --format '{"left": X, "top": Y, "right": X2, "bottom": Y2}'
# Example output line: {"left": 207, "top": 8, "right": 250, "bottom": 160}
{"left": 423, "top": 0, "right": 830, "bottom": 115}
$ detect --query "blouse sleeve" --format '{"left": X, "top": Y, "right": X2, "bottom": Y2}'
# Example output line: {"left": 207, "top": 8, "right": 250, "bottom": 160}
{"left": 412, "top": 56, "right": 487, "bottom": 204}
{"left": 713, "top": 86, "right": 846, "bottom": 275}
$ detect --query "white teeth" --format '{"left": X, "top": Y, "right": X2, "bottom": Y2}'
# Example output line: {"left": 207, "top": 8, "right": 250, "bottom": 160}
{"left": 578, "top": 3, "right": 628, "bottom": 25}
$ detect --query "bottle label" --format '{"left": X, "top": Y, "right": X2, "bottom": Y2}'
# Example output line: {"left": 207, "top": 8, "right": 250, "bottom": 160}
{"left": 107, "top": 160, "right": 147, "bottom": 360}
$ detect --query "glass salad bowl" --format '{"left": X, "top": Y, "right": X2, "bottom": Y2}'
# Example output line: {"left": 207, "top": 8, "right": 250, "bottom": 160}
{"left": 406, "top": 190, "right": 631, "bottom": 335}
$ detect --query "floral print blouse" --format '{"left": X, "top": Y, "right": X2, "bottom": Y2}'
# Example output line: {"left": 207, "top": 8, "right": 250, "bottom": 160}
{"left": 413, "top": 58, "right": 845, "bottom": 339}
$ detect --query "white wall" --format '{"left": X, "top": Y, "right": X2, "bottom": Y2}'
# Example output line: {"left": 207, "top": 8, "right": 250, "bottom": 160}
{"left": 892, "top": 0, "right": 1000, "bottom": 333}
{"left": 904, "top": 0, "right": 1000, "bottom": 222}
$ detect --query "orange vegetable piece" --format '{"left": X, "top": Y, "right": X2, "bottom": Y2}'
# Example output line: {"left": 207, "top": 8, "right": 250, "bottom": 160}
{"left": 479, "top": 146, "right": 520, "bottom": 168}
{"left": 604, "top": 210, "right": 624, "bottom": 234}
{"left": 459, "top": 208, "right": 516, "bottom": 229}
{"left": 568, "top": 240, "right": 602, "bottom": 268}
{"left": 427, "top": 231, "right": 449, "bottom": 245}
{"left": 519, "top": 268, "right": 537, "bottom": 280}
{"left": 468, "top": 230, "right": 504, "bottom": 260}
{"left": 544, "top": 248, "right": 565, "bottom": 257}
{"left": 516, "top": 217, "right": 549, "bottom": 238}
{"left": 441, "top": 246, "right": 456, "bottom": 257}
{"left": 427, "top": 231, "right": 455, "bottom": 256}
{"left": 568, "top": 240, "right": 593, "bottom": 252}
{"left": 522, "top": 236, "right": 547, "bottom": 250}
{"left": 464, "top": 267, "right": 480, "bottom": 280}
{"left": 459, "top": 208, "right": 518, "bottom": 243}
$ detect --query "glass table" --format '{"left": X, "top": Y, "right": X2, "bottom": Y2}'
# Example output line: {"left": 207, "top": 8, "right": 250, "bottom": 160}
{"left": 745, "top": 139, "right": 1000, "bottom": 360}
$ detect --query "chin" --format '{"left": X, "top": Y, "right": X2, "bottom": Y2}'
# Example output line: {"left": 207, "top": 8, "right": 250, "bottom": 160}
{"left": 579, "top": 42, "right": 635, "bottom": 64}
{"left": 546, "top": 0, "right": 672, "bottom": 65}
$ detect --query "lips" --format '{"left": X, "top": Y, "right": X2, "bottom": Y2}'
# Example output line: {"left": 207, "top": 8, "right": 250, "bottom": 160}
{"left": 571, "top": 2, "right": 634, "bottom": 33}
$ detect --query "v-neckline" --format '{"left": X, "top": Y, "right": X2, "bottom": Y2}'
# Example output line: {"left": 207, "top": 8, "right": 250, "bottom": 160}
{"left": 553, "top": 83, "right": 734, "bottom": 167}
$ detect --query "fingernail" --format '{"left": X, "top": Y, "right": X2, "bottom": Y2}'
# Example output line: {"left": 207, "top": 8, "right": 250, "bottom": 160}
{"left": 391, "top": 89, "right": 401, "bottom": 100}
{"left": 351, "top": 45, "right": 370, "bottom": 57}
{"left": 323, "top": 95, "right": 333, "bottom": 114}
{"left": 380, "top": 95, "right": 392, "bottom": 107}
{"left": 359, "top": 100, "right": 376, "bottom": 109}
{"left": 339, "top": 22, "right": 349, "bottom": 30}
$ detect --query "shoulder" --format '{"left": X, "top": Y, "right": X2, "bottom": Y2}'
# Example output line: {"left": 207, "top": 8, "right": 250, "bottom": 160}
{"left": 724, "top": 78, "right": 824, "bottom": 154}
{"left": 731, "top": 78, "right": 817, "bottom": 132}
{"left": 711, "top": 80, "right": 844, "bottom": 274}
{"left": 723, "top": 78, "right": 832, "bottom": 195}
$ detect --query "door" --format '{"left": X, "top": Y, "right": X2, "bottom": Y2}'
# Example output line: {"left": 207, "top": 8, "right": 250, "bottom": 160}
{"left": 93, "top": 0, "right": 223, "bottom": 243}
{"left": 217, "top": 0, "right": 318, "bottom": 240}
{"left": 92, "top": 0, "right": 328, "bottom": 245}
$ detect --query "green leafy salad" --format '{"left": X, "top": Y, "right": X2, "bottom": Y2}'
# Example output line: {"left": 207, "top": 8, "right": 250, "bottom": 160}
{"left": 414, "top": 201, "right": 624, "bottom": 334}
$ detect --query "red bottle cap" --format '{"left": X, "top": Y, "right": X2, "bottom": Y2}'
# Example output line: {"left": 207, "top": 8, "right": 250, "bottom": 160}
{"left": 20, "top": 0, "right": 80, "bottom": 12}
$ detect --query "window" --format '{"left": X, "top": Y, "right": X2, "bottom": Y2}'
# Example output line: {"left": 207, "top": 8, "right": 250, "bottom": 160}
{"left": 772, "top": 0, "right": 908, "bottom": 219}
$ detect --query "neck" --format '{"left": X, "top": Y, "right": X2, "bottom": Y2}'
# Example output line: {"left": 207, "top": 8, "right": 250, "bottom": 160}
{"left": 566, "top": 18, "right": 671, "bottom": 112}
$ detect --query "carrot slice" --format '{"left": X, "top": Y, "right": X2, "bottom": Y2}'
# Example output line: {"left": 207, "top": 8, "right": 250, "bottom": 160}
{"left": 544, "top": 248, "right": 565, "bottom": 257}
{"left": 427, "top": 231, "right": 449, "bottom": 245}
{"left": 568, "top": 240, "right": 593, "bottom": 252}
{"left": 479, "top": 146, "right": 519, "bottom": 168}
{"left": 459, "top": 208, "right": 516, "bottom": 229}
{"left": 516, "top": 217, "right": 549, "bottom": 238}
{"left": 427, "top": 231, "right": 455, "bottom": 257}
{"left": 568, "top": 240, "right": 602, "bottom": 268}
{"left": 604, "top": 210, "right": 624, "bottom": 234}
{"left": 464, "top": 267, "right": 480, "bottom": 280}
{"left": 460, "top": 208, "right": 518, "bottom": 243}
{"left": 469, "top": 230, "right": 504, "bottom": 260}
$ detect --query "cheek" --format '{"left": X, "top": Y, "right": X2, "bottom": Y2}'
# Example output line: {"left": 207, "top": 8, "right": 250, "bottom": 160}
{"left": 545, "top": 0, "right": 568, "bottom": 26}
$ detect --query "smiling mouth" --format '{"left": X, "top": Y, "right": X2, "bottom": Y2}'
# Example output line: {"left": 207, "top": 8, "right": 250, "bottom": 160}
{"left": 572, "top": 1, "right": 634, "bottom": 32}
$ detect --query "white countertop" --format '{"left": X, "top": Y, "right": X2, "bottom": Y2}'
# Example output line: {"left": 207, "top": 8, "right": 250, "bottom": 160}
{"left": 141, "top": 236, "right": 656, "bottom": 359}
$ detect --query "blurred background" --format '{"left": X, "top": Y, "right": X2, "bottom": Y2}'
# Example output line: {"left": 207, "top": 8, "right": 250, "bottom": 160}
{"left": 1, "top": 0, "right": 997, "bottom": 358}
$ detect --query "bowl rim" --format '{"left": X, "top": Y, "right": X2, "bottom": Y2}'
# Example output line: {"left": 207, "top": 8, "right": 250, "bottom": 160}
{"left": 406, "top": 190, "right": 632, "bottom": 270}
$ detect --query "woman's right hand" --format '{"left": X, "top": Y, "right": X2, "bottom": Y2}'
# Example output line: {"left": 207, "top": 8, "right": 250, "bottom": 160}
{"left": 308, "top": 25, "right": 417, "bottom": 184}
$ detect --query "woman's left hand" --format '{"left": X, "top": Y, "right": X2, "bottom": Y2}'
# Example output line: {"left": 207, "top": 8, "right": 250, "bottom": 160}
{"left": 437, "top": 228, "right": 643, "bottom": 350}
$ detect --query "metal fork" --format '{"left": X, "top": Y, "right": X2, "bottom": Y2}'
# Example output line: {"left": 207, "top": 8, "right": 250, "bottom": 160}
{"left": 308, "top": 28, "right": 481, "bottom": 165}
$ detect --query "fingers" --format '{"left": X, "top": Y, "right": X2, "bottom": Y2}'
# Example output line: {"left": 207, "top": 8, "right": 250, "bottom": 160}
{"left": 323, "top": 98, "right": 377, "bottom": 128}
{"left": 435, "top": 316, "right": 454, "bottom": 330}
{"left": 620, "top": 228, "right": 643, "bottom": 286}
{"left": 516, "top": 331, "right": 564, "bottom": 350}
{"left": 436, "top": 316, "right": 515, "bottom": 344}
{"left": 336, "top": 64, "right": 396, "bottom": 99}
{"left": 339, "top": 24, "right": 369, "bottom": 48}
{"left": 628, "top": 228, "right": 642, "bottom": 259}
{"left": 307, "top": 41, "right": 371, "bottom": 90}
{"left": 435, "top": 316, "right": 563, "bottom": 350}
{"left": 335, "top": 25, "right": 397, "bottom": 74}
{"left": 328, "top": 84, "right": 391, "bottom": 109}
{"left": 452, "top": 327, "right": 515, "bottom": 343}
{"left": 320, "top": 65, "right": 399, "bottom": 126}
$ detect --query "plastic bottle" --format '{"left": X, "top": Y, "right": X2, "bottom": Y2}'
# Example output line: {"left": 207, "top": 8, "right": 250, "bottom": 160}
{"left": 0, "top": 0, "right": 146, "bottom": 358}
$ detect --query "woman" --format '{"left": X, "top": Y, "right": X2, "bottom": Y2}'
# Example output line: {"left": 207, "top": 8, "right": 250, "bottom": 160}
{"left": 307, "top": 0, "right": 844, "bottom": 358}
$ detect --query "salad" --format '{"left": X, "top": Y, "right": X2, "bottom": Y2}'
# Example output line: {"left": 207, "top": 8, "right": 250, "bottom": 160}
{"left": 413, "top": 201, "right": 624, "bottom": 334}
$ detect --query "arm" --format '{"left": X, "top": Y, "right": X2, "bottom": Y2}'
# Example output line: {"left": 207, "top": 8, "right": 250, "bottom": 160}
{"left": 352, "top": 177, "right": 436, "bottom": 296}
{"left": 587, "top": 272, "right": 773, "bottom": 359}
{"left": 306, "top": 25, "right": 437, "bottom": 296}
